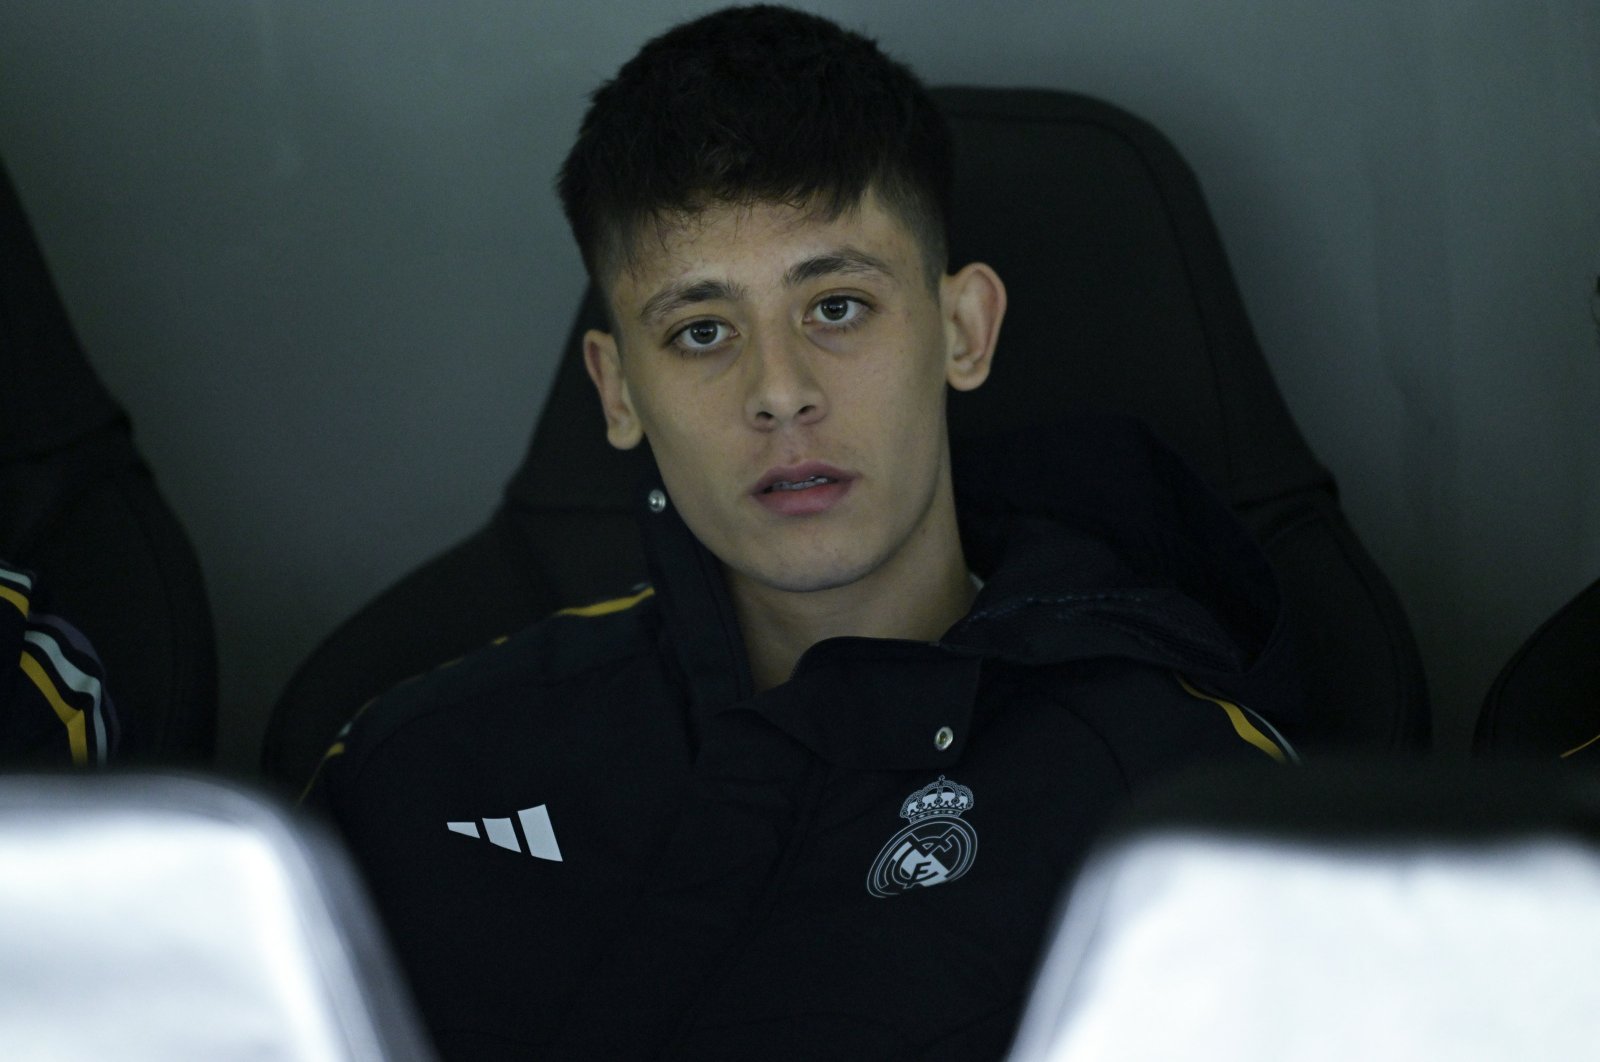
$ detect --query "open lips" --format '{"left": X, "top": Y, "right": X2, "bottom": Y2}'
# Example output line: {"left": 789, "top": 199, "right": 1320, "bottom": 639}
{"left": 752, "top": 463, "right": 855, "bottom": 515}
{"left": 766, "top": 474, "right": 836, "bottom": 492}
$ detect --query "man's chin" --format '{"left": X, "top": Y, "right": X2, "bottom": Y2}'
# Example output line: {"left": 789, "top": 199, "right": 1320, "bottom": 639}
{"left": 726, "top": 554, "right": 879, "bottom": 596}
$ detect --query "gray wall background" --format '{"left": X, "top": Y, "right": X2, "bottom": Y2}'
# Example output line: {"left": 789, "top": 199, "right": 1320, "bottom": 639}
{"left": 1, "top": 1, "right": 1596, "bottom": 775}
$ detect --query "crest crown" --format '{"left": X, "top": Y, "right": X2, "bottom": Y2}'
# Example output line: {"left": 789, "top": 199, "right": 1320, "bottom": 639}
{"left": 901, "top": 775, "right": 974, "bottom": 821}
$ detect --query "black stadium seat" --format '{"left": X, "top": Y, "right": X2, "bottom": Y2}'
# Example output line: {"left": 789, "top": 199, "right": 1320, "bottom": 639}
{"left": 1, "top": 160, "right": 217, "bottom": 764}
{"left": 1474, "top": 576, "right": 1600, "bottom": 761}
{"left": 264, "top": 87, "right": 1429, "bottom": 788}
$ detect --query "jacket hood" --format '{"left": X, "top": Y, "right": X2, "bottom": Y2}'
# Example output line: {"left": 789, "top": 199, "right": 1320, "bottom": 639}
{"left": 949, "top": 413, "right": 1298, "bottom": 714}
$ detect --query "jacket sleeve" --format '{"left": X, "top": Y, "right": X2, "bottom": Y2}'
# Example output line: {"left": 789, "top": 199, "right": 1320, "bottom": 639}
{"left": 296, "top": 700, "right": 372, "bottom": 822}
{"left": 1063, "top": 664, "right": 1296, "bottom": 791}
{"left": 1, "top": 561, "right": 120, "bottom": 768}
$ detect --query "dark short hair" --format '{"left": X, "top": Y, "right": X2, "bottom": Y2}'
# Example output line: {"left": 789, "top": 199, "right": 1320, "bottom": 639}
{"left": 557, "top": 5, "right": 952, "bottom": 289}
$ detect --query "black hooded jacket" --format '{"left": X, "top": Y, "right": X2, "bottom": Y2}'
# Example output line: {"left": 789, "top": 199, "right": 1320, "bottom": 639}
{"left": 308, "top": 413, "right": 1299, "bottom": 1060}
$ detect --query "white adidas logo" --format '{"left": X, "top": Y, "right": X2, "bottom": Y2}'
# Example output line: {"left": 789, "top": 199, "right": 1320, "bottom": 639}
{"left": 446, "top": 804, "right": 563, "bottom": 862}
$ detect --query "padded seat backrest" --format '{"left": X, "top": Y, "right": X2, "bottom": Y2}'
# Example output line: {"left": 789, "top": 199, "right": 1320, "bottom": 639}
{"left": 1474, "top": 576, "right": 1600, "bottom": 759}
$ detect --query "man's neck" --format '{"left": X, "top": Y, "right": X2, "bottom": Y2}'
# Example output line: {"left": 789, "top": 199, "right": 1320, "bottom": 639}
{"left": 727, "top": 504, "right": 977, "bottom": 693}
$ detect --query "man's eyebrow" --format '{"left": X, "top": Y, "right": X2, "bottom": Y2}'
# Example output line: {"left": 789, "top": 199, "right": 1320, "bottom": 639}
{"left": 636, "top": 247, "right": 894, "bottom": 325}
{"left": 638, "top": 279, "right": 747, "bottom": 325}
{"left": 783, "top": 248, "right": 896, "bottom": 287}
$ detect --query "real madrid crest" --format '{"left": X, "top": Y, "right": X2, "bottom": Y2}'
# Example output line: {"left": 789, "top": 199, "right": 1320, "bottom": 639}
{"left": 866, "top": 776, "right": 979, "bottom": 898}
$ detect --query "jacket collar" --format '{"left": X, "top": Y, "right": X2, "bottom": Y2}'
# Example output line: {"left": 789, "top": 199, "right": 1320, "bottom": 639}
{"left": 949, "top": 413, "right": 1300, "bottom": 717}
{"left": 633, "top": 411, "right": 1299, "bottom": 763}
{"left": 633, "top": 461, "right": 983, "bottom": 770}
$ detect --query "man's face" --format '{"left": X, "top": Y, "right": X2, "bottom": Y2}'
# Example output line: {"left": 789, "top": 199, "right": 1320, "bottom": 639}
{"left": 584, "top": 192, "right": 1002, "bottom": 596}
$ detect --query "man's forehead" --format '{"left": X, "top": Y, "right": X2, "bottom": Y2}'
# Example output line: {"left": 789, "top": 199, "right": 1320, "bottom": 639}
{"left": 609, "top": 193, "right": 918, "bottom": 301}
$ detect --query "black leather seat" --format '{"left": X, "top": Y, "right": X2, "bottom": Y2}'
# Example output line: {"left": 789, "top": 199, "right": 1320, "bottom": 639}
{"left": 264, "top": 87, "right": 1429, "bottom": 788}
{"left": 1, "top": 161, "right": 218, "bottom": 763}
{"left": 1474, "top": 576, "right": 1600, "bottom": 760}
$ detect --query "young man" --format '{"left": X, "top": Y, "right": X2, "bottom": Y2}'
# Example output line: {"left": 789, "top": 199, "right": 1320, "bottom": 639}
{"left": 307, "top": 6, "right": 1296, "bottom": 1058}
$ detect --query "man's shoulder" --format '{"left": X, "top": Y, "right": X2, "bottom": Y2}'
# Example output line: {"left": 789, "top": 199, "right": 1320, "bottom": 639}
{"left": 1011, "top": 659, "right": 1295, "bottom": 783}
{"left": 1, "top": 561, "right": 119, "bottom": 768}
{"left": 311, "top": 586, "right": 663, "bottom": 784}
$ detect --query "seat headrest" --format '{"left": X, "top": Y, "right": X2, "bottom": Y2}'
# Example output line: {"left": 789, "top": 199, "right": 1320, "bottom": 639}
{"left": 0, "top": 161, "right": 122, "bottom": 460}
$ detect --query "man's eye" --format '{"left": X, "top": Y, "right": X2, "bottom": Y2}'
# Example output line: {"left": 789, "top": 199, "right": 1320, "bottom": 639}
{"left": 814, "top": 296, "right": 865, "bottom": 326}
{"left": 672, "top": 320, "right": 730, "bottom": 351}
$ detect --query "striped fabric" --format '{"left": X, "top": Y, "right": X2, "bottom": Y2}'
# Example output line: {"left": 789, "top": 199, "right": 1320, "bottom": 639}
{"left": 1177, "top": 674, "right": 1299, "bottom": 765}
{"left": 2, "top": 562, "right": 119, "bottom": 767}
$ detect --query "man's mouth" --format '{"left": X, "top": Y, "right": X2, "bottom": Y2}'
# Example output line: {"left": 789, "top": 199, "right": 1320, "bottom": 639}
{"left": 764, "top": 475, "right": 837, "bottom": 493}
{"left": 751, "top": 463, "right": 855, "bottom": 515}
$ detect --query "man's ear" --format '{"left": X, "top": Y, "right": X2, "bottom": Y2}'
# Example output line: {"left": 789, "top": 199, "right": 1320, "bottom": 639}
{"left": 582, "top": 329, "right": 645, "bottom": 450}
{"left": 940, "top": 262, "right": 1007, "bottom": 393}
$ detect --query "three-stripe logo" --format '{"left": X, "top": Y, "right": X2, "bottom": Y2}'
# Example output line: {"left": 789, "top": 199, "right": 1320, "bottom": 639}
{"left": 447, "top": 804, "right": 563, "bottom": 861}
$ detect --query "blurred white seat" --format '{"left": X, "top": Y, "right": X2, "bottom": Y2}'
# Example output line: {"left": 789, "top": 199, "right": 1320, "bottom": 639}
{"left": 1010, "top": 764, "right": 1600, "bottom": 1061}
{"left": 0, "top": 773, "right": 434, "bottom": 1061}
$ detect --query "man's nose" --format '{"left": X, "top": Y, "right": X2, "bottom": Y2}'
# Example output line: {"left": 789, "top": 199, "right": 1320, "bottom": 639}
{"left": 743, "top": 329, "right": 826, "bottom": 430}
